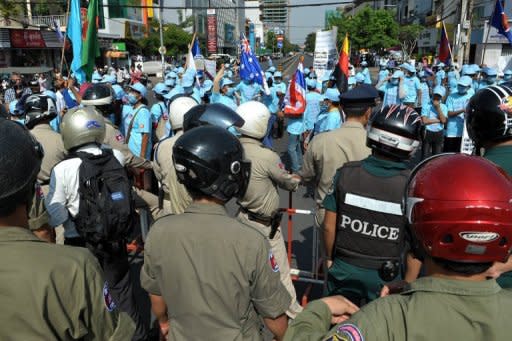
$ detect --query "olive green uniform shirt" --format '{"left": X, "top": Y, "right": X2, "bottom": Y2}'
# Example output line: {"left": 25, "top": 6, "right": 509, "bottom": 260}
{"left": 104, "top": 120, "right": 151, "bottom": 169}
{"left": 284, "top": 277, "right": 512, "bottom": 341}
{"left": 0, "top": 226, "right": 135, "bottom": 340}
{"left": 238, "top": 137, "right": 300, "bottom": 217}
{"left": 30, "top": 123, "right": 66, "bottom": 183}
{"left": 300, "top": 121, "right": 371, "bottom": 206}
{"left": 484, "top": 145, "right": 512, "bottom": 288}
{"left": 152, "top": 130, "right": 192, "bottom": 215}
{"left": 141, "top": 203, "right": 290, "bottom": 340}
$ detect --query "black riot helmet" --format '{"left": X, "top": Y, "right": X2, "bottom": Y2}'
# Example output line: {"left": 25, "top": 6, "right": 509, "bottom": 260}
{"left": 0, "top": 102, "right": 9, "bottom": 119}
{"left": 466, "top": 83, "right": 512, "bottom": 148}
{"left": 367, "top": 104, "right": 422, "bottom": 160}
{"left": 24, "top": 94, "right": 57, "bottom": 129}
{"left": 182, "top": 103, "right": 245, "bottom": 132}
{"left": 0, "top": 119, "right": 43, "bottom": 215}
{"left": 173, "top": 125, "right": 251, "bottom": 202}
{"left": 81, "top": 83, "right": 114, "bottom": 117}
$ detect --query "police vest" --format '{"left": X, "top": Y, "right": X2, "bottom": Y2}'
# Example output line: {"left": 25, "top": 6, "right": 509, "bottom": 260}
{"left": 334, "top": 161, "right": 410, "bottom": 268}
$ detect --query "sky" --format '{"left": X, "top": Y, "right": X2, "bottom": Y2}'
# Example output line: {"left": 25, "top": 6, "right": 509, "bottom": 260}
{"left": 288, "top": 0, "right": 340, "bottom": 44}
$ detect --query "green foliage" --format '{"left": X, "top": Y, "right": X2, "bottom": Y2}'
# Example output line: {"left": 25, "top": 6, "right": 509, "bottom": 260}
{"left": 32, "top": 2, "right": 66, "bottom": 16}
{"left": 327, "top": 6, "right": 401, "bottom": 52}
{"left": 304, "top": 32, "right": 315, "bottom": 53}
{"left": 265, "top": 31, "right": 298, "bottom": 54}
{"left": 0, "top": 0, "right": 23, "bottom": 18}
{"left": 138, "top": 19, "right": 192, "bottom": 58}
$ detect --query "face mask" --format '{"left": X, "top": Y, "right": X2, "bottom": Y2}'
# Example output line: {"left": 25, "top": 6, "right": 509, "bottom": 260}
{"left": 226, "top": 88, "right": 235, "bottom": 96}
{"left": 420, "top": 78, "right": 427, "bottom": 83}
{"left": 127, "top": 94, "right": 138, "bottom": 105}
{"left": 457, "top": 86, "right": 468, "bottom": 95}
{"left": 505, "top": 75, "right": 512, "bottom": 81}
{"left": 320, "top": 103, "right": 328, "bottom": 112}
{"left": 274, "top": 79, "right": 282, "bottom": 84}
{"left": 243, "top": 80, "right": 250, "bottom": 85}
{"left": 183, "top": 86, "right": 193, "bottom": 94}
{"left": 390, "top": 79, "right": 399, "bottom": 85}
{"left": 486, "top": 77, "right": 496, "bottom": 85}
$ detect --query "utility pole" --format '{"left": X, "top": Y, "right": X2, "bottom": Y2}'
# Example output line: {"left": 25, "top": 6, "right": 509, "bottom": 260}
{"left": 159, "top": 0, "right": 165, "bottom": 77}
{"left": 459, "top": 0, "right": 474, "bottom": 64}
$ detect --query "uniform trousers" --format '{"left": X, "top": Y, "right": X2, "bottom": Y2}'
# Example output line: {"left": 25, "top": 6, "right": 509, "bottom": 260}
{"left": 237, "top": 211, "right": 303, "bottom": 318}
{"left": 64, "top": 238, "right": 148, "bottom": 341}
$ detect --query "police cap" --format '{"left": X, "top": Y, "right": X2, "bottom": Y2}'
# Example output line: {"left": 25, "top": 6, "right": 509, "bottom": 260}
{"left": 340, "top": 84, "right": 379, "bottom": 111}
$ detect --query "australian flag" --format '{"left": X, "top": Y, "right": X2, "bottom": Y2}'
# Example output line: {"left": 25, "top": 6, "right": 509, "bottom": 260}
{"left": 240, "top": 33, "right": 269, "bottom": 94}
{"left": 491, "top": 0, "right": 512, "bottom": 45}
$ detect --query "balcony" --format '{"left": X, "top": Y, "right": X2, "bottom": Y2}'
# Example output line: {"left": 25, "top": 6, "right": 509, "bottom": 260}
{"left": 30, "top": 15, "right": 68, "bottom": 28}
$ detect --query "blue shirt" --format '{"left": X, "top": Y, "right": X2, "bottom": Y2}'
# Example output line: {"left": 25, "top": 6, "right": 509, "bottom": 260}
{"left": 150, "top": 101, "right": 167, "bottom": 126}
{"left": 235, "top": 82, "right": 262, "bottom": 103}
{"left": 380, "top": 82, "right": 401, "bottom": 106}
{"left": 316, "top": 108, "right": 341, "bottom": 133}
{"left": 127, "top": 105, "right": 152, "bottom": 159}
{"left": 419, "top": 82, "right": 430, "bottom": 107}
{"left": 421, "top": 101, "right": 447, "bottom": 132}
{"left": 445, "top": 92, "right": 472, "bottom": 137}
{"left": 211, "top": 92, "right": 237, "bottom": 111}
{"left": 121, "top": 104, "right": 133, "bottom": 136}
{"left": 304, "top": 91, "right": 322, "bottom": 131}
{"left": 435, "top": 70, "right": 446, "bottom": 86}
{"left": 403, "top": 76, "right": 421, "bottom": 104}
{"left": 362, "top": 67, "right": 372, "bottom": 84}
{"left": 287, "top": 116, "right": 304, "bottom": 135}
{"left": 378, "top": 69, "right": 389, "bottom": 84}
{"left": 167, "top": 85, "right": 202, "bottom": 104}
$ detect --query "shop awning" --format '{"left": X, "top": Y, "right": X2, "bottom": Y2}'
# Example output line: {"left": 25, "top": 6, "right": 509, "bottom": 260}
{"left": 106, "top": 51, "right": 129, "bottom": 58}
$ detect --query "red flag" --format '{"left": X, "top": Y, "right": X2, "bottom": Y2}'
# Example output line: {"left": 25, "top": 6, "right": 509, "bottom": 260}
{"left": 438, "top": 21, "right": 452, "bottom": 64}
{"left": 333, "top": 34, "right": 350, "bottom": 93}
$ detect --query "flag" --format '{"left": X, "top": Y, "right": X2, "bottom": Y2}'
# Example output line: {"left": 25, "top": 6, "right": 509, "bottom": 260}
{"left": 491, "top": 0, "right": 512, "bottom": 45}
{"left": 240, "top": 33, "right": 269, "bottom": 95}
{"left": 66, "top": 0, "right": 85, "bottom": 83}
{"left": 438, "top": 21, "right": 452, "bottom": 64}
{"left": 191, "top": 37, "right": 203, "bottom": 59}
{"left": 81, "top": 0, "right": 100, "bottom": 81}
{"left": 284, "top": 61, "right": 307, "bottom": 116}
{"left": 332, "top": 33, "right": 350, "bottom": 93}
{"left": 53, "top": 19, "right": 64, "bottom": 42}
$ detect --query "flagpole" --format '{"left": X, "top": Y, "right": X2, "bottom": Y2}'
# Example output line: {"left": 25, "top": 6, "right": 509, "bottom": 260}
{"left": 443, "top": 21, "right": 454, "bottom": 64}
{"left": 481, "top": 4, "right": 497, "bottom": 66}
{"left": 59, "top": 0, "right": 71, "bottom": 75}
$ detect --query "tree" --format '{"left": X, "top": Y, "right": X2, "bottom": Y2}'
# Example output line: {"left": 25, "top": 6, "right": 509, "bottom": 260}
{"left": 0, "top": 0, "right": 23, "bottom": 19}
{"left": 265, "top": 30, "right": 297, "bottom": 54}
{"left": 398, "top": 24, "right": 423, "bottom": 61}
{"left": 327, "top": 6, "right": 400, "bottom": 53}
{"left": 304, "top": 32, "right": 316, "bottom": 53}
{"left": 139, "top": 19, "right": 192, "bottom": 58}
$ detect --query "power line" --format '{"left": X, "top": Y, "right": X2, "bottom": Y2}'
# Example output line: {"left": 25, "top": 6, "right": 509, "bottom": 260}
{"left": 9, "top": 1, "right": 353, "bottom": 10}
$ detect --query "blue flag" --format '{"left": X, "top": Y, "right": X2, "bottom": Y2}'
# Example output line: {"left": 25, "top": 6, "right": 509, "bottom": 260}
{"left": 491, "top": 0, "right": 512, "bottom": 45}
{"left": 239, "top": 33, "right": 269, "bottom": 94}
{"left": 191, "top": 38, "right": 203, "bottom": 59}
{"left": 67, "top": 0, "right": 85, "bottom": 83}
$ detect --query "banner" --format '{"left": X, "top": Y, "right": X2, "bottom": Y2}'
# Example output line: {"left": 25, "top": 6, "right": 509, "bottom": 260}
{"left": 204, "top": 59, "right": 217, "bottom": 80}
{"left": 249, "top": 23, "right": 255, "bottom": 52}
{"left": 10, "top": 29, "right": 46, "bottom": 48}
{"left": 313, "top": 27, "right": 338, "bottom": 81}
{"left": 207, "top": 9, "right": 217, "bottom": 54}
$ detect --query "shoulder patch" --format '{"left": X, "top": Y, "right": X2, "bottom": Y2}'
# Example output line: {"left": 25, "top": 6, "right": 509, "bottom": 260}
{"left": 335, "top": 324, "right": 364, "bottom": 341}
{"left": 139, "top": 123, "right": 145, "bottom": 129}
{"left": 278, "top": 162, "right": 285, "bottom": 170}
{"left": 115, "top": 134, "right": 124, "bottom": 142}
{"left": 103, "top": 282, "right": 116, "bottom": 312}
{"left": 269, "top": 251, "right": 280, "bottom": 272}
{"left": 35, "top": 183, "right": 44, "bottom": 199}
{"left": 327, "top": 177, "right": 336, "bottom": 195}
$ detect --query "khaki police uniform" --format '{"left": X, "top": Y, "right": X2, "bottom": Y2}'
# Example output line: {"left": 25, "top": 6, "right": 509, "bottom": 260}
{"left": 284, "top": 277, "right": 512, "bottom": 341}
{"left": 30, "top": 123, "right": 66, "bottom": 184}
{"left": 300, "top": 121, "right": 370, "bottom": 226}
{"left": 30, "top": 123, "right": 66, "bottom": 243}
{"left": 152, "top": 130, "right": 192, "bottom": 215}
{"left": 237, "top": 136, "right": 302, "bottom": 318}
{"left": 141, "top": 202, "right": 290, "bottom": 340}
{"left": 0, "top": 226, "right": 135, "bottom": 340}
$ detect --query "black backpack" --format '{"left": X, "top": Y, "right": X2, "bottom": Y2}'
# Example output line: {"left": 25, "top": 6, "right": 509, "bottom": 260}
{"left": 71, "top": 149, "right": 134, "bottom": 243}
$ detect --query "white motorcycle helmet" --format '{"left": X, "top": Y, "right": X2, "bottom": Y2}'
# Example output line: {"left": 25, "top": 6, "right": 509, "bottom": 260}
{"left": 236, "top": 101, "right": 271, "bottom": 139}
{"left": 169, "top": 96, "right": 199, "bottom": 130}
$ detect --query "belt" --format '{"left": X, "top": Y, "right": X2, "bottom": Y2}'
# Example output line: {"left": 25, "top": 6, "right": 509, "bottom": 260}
{"left": 335, "top": 247, "right": 399, "bottom": 270}
{"left": 240, "top": 207, "right": 272, "bottom": 226}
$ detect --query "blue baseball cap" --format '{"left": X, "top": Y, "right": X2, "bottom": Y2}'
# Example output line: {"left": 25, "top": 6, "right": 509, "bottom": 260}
{"left": 361, "top": 61, "right": 368, "bottom": 66}
{"left": 9, "top": 100, "right": 19, "bottom": 115}
{"left": 458, "top": 75, "right": 472, "bottom": 87}
{"left": 267, "top": 66, "right": 276, "bottom": 73}
{"left": 101, "top": 74, "right": 116, "bottom": 84}
{"left": 153, "top": 82, "right": 170, "bottom": 95}
{"left": 306, "top": 78, "right": 317, "bottom": 88}
{"left": 203, "top": 79, "right": 213, "bottom": 92}
{"left": 129, "top": 82, "right": 147, "bottom": 98}
{"left": 221, "top": 78, "right": 234, "bottom": 88}
{"left": 274, "top": 71, "right": 283, "bottom": 78}
{"left": 323, "top": 88, "right": 340, "bottom": 102}
{"left": 304, "top": 67, "right": 310, "bottom": 75}
{"left": 437, "top": 62, "right": 446, "bottom": 68}
{"left": 505, "top": 69, "right": 512, "bottom": 76}
{"left": 392, "top": 70, "right": 404, "bottom": 78}
{"left": 355, "top": 73, "right": 365, "bottom": 83}
{"left": 43, "top": 90, "right": 57, "bottom": 101}
{"left": 400, "top": 63, "right": 416, "bottom": 73}
{"left": 181, "top": 73, "right": 195, "bottom": 88}
{"left": 348, "top": 76, "right": 357, "bottom": 85}
{"left": 433, "top": 86, "right": 446, "bottom": 97}
{"left": 111, "top": 84, "right": 125, "bottom": 100}
{"left": 482, "top": 67, "right": 497, "bottom": 77}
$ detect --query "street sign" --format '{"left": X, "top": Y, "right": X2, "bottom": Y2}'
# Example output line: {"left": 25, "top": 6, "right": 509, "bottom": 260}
{"left": 277, "top": 41, "right": 283, "bottom": 49}
{"left": 158, "top": 46, "right": 166, "bottom": 55}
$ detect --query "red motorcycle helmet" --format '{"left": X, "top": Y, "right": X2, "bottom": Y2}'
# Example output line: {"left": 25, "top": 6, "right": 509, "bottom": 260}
{"left": 404, "top": 153, "right": 512, "bottom": 263}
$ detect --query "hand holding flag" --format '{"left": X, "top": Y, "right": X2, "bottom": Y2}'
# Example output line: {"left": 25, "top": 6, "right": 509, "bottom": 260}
{"left": 284, "top": 58, "right": 307, "bottom": 117}
{"left": 332, "top": 34, "right": 350, "bottom": 94}
{"left": 240, "top": 33, "right": 270, "bottom": 95}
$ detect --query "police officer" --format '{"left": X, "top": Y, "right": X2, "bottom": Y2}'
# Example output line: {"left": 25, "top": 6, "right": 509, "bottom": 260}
{"left": 284, "top": 154, "right": 512, "bottom": 341}
{"left": 153, "top": 96, "right": 198, "bottom": 215}
{"left": 0, "top": 119, "right": 134, "bottom": 340}
{"left": 45, "top": 107, "right": 147, "bottom": 340}
{"left": 301, "top": 85, "right": 377, "bottom": 228}
{"left": 466, "top": 83, "right": 512, "bottom": 288}
{"left": 24, "top": 94, "right": 67, "bottom": 189}
{"left": 236, "top": 101, "right": 303, "bottom": 318}
{"left": 141, "top": 125, "right": 291, "bottom": 340}
{"left": 323, "top": 104, "right": 422, "bottom": 305}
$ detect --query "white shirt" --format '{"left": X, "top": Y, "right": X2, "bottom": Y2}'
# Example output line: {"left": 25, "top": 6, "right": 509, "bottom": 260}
{"left": 46, "top": 144, "right": 125, "bottom": 238}
{"left": 55, "top": 90, "right": 66, "bottom": 115}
